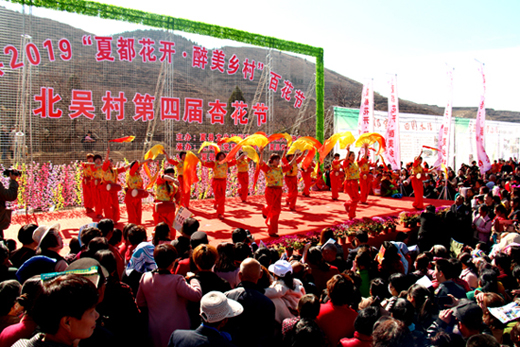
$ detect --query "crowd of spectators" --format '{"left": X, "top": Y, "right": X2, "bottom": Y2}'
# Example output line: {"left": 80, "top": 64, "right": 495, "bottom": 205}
{"left": 1, "top": 158, "right": 520, "bottom": 346}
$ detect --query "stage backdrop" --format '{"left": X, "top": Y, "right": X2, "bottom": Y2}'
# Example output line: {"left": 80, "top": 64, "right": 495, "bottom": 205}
{"left": 0, "top": 0, "right": 324, "bottom": 165}
{"left": 334, "top": 107, "right": 520, "bottom": 170}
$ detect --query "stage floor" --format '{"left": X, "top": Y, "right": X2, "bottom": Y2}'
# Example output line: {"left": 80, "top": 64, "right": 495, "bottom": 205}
{"left": 4, "top": 191, "right": 452, "bottom": 250}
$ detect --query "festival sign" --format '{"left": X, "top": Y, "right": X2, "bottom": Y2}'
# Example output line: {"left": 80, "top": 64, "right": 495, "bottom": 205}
{"left": 475, "top": 62, "right": 492, "bottom": 173}
{"left": 0, "top": 1, "right": 323, "bottom": 164}
{"left": 357, "top": 78, "right": 374, "bottom": 135}
{"left": 385, "top": 75, "right": 401, "bottom": 170}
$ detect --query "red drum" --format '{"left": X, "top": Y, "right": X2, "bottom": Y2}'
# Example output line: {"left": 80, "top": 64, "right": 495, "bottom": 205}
{"left": 155, "top": 201, "right": 175, "bottom": 214}
{"left": 106, "top": 183, "right": 122, "bottom": 192}
{"left": 131, "top": 188, "right": 149, "bottom": 198}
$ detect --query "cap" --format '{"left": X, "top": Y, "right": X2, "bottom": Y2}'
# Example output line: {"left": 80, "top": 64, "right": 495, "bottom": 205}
{"left": 32, "top": 223, "right": 61, "bottom": 248}
{"left": 200, "top": 291, "right": 243, "bottom": 323}
{"left": 190, "top": 231, "right": 208, "bottom": 249}
{"left": 452, "top": 299, "right": 483, "bottom": 329}
{"left": 15, "top": 255, "right": 57, "bottom": 283}
{"left": 268, "top": 260, "right": 293, "bottom": 278}
{"left": 66, "top": 258, "right": 109, "bottom": 288}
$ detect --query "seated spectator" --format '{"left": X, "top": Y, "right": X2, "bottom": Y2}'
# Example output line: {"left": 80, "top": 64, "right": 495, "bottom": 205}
{"left": 152, "top": 222, "right": 172, "bottom": 246}
{"left": 124, "top": 225, "right": 154, "bottom": 295}
{"left": 12, "top": 274, "right": 99, "bottom": 347}
{"left": 171, "top": 217, "right": 199, "bottom": 259}
{"left": 0, "top": 276, "right": 40, "bottom": 346}
{"left": 136, "top": 244, "right": 202, "bottom": 347}
{"left": 175, "top": 231, "right": 209, "bottom": 277}
{"left": 339, "top": 306, "right": 380, "bottom": 347}
{"left": 458, "top": 252, "right": 479, "bottom": 290}
{"left": 214, "top": 243, "right": 240, "bottom": 288}
{"left": 306, "top": 246, "right": 339, "bottom": 294}
{"left": 9, "top": 224, "right": 38, "bottom": 268}
{"left": 33, "top": 224, "right": 67, "bottom": 272}
{"left": 187, "top": 244, "right": 231, "bottom": 328}
{"left": 0, "top": 280, "right": 22, "bottom": 332}
{"left": 282, "top": 294, "right": 326, "bottom": 347}
{"left": 265, "top": 260, "right": 306, "bottom": 323}
{"left": 316, "top": 274, "right": 358, "bottom": 346}
{"left": 168, "top": 291, "right": 243, "bottom": 347}
{"left": 433, "top": 259, "right": 466, "bottom": 308}
{"left": 97, "top": 218, "right": 124, "bottom": 280}
{"left": 224, "top": 258, "right": 276, "bottom": 347}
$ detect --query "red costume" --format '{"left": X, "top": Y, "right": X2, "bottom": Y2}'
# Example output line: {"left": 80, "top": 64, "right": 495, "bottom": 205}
{"left": 168, "top": 158, "right": 190, "bottom": 208}
{"left": 91, "top": 165, "right": 104, "bottom": 216}
{"left": 282, "top": 155, "right": 303, "bottom": 209}
{"left": 343, "top": 160, "right": 360, "bottom": 220}
{"left": 153, "top": 175, "right": 181, "bottom": 232}
{"left": 202, "top": 159, "right": 236, "bottom": 216}
{"left": 330, "top": 159, "right": 344, "bottom": 200}
{"left": 125, "top": 162, "right": 145, "bottom": 225}
{"left": 357, "top": 157, "right": 374, "bottom": 204}
{"left": 236, "top": 157, "right": 251, "bottom": 202}
{"left": 101, "top": 162, "right": 126, "bottom": 222}
{"left": 81, "top": 163, "right": 94, "bottom": 212}
{"left": 411, "top": 158, "right": 427, "bottom": 209}
{"left": 261, "top": 161, "right": 291, "bottom": 236}
{"left": 301, "top": 165, "right": 314, "bottom": 196}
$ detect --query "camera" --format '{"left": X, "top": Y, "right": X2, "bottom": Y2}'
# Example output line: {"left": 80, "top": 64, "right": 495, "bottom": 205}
{"left": 3, "top": 169, "right": 20, "bottom": 177}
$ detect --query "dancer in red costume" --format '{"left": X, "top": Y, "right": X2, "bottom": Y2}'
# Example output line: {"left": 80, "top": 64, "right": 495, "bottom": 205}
{"left": 89, "top": 154, "right": 104, "bottom": 218}
{"left": 411, "top": 150, "right": 428, "bottom": 210}
{"left": 259, "top": 148, "right": 299, "bottom": 237}
{"left": 201, "top": 152, "right": 241, "bottom": 219}
{"left": 153, "top": 167, "right": 181, "bottom": 237}
{"left": 330, "top": 153, "right": 345, "bottom": 200}
{"left": 81, "top": 153, "right": 95, "bottom": 213}
{"left": 282, "top": 150, "right": 304, "bottom": 210}
{"left": 236, "top": 152, "right": 251, "bottom": 203}
{"left": 358, "top": 145, "right": 378, "bottom": 204}
{"left": 125, "top": 159, "right": 153, "bottom": 225}
{"left": 301, "top": 160, "right": 315, "bottom": 197}
{"left": 101, "top": 147, "right": 127, "bottom": 223}
{"left": 343, "top": 149, "right": 361, "bottom": 220}
{"left": 165, "top": 151, "right": 190, "bottom": 208}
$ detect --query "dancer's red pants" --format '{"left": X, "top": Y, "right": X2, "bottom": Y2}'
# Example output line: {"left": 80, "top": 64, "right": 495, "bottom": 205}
{"left": 263, "top": 186, "right": 282, "bottom": 236}
{"left": 94, "top": 182, "right": 103, "bottom": 216}
{"left": 238, "top": 172, "right": 249, "bottom": 201}
{"left": 302, "top": 171, "right": 312, "bottom": 196}
{"left": 344, "top": 179, "right": 360, "bottom": 219}
{"left": 212, "top": 178, "right": 226, "bottom": 215}
{"left": 102, "top": 189, "right": 121, "bottom": 222}
{"left": 82, "top": 179, "right": 94, "bottom": 210}
{"left": 178, "top": 176, "right": 190, "bottom": 208}
{"left": 359, "top": 174, "right": 372, "bottom": 203}
{"left": 125, "top": 192, "right": 142, "bottom": 225}
{"left": 153, "top": 202, "right": 177, "bottom": 238}
{"left": 285, "top": 175, "right": 298, "bottom": 209}
{"left": 330, "top": 172, "right": 342, "bottom": 200}
{"left": 411, "top": 177, "right": 424, "bottom": 209}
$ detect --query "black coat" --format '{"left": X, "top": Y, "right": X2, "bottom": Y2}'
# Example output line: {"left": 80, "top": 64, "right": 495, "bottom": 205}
{"left": 0, "top": 179, "right": 18, "bottom": 232}
{"left": 169, "top": 325, "right": 237, "bottom": 347}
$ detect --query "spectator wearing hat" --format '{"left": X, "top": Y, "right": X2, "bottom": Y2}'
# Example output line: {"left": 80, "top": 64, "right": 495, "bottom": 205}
{"left": 427, "top": 299, "right": 484, "bottom": 342}
{"left": 265, "top": 260, "right": 306, "bottom": 323}
{"left": 137, "top": 244, "right": 202, "bottom": 347}
{"left": 9, "top": 224, "right": 38, "bottom": 268}
{"left": 12, "top": 274, "right": 100, "bottom": 347}
{"left": 168, "top": 291, "right": 243, "bottom": 347}
{"left": 224, "top": 258, "right": 276, "bottom": 347}
{"left": 33, "top": 224, "right": 67, "bottom": 272}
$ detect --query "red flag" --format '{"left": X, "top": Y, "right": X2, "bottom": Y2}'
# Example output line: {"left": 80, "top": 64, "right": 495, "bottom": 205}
{"left": 109, "top": 136, "right": 135, "bottom": 143}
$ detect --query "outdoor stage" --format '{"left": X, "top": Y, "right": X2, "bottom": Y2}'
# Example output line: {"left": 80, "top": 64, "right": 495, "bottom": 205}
{"left": 4, "top": 192, "right": 452, "bottom": 251}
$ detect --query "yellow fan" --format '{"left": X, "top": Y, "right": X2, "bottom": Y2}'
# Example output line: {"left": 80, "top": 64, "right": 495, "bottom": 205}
{"left": 355, "top": 132, "right": 386, "bottom": 156}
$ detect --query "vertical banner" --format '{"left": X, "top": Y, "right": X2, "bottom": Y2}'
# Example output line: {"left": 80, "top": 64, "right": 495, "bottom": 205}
{"left": 436, "top": 68, "right": 454, "bottom": 171}
{"left": 385, "top": 74, "right": 401, "bottom": 170}
{"left": 357, "top": 78, "right": 374, "bottom": 134}
{"left": 476, "top": 62, "right": 492, "bottom": 173}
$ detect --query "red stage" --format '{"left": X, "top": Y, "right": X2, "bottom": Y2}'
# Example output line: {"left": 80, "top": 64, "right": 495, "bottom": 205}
{"left": 4, "top": 191, "right": 451, "bottom": 251}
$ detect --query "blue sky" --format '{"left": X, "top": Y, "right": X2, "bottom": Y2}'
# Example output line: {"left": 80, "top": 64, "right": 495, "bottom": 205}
{"left": 3, "top": 0, "right": 520, "bottom": 112}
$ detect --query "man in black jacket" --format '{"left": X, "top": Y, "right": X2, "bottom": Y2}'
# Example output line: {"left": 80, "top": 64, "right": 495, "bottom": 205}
{"left": 0, "top": 170, "right": 19, "bottom": 240}
{"left": 224, "top": 258, "right": 275, "bottom": 347}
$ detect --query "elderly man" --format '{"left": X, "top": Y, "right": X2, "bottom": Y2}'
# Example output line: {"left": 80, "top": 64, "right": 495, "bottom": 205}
{"left": 224, "top": 258, "right": 275, "bottom": 347}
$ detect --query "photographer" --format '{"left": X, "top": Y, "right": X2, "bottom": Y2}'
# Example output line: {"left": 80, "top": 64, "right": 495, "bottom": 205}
{"left": 0, "top": 169, "right": 20, "bottom": 240}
